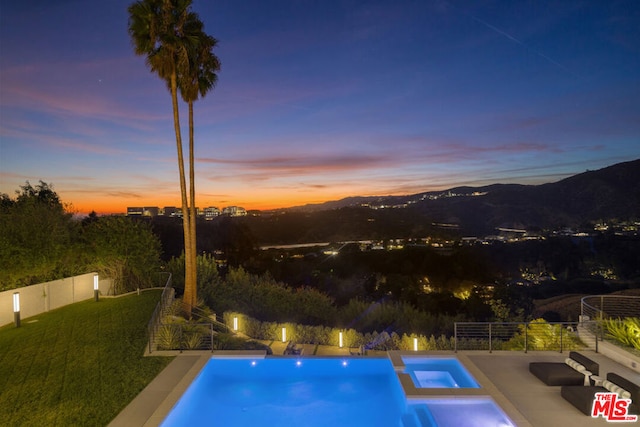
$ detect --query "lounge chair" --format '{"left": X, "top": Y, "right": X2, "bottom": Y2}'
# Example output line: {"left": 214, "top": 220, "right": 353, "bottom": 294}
{"left": 283, "top": 341, "right": 303, "bottom": 355}
{"left": 349, "top": 345, "right": 364, "bottom": 356}
{"left": 561, "top": 372, "right": 640, "bottom": 416}
{"left": 529, "top": 351, "right": 599, "bottom": 386}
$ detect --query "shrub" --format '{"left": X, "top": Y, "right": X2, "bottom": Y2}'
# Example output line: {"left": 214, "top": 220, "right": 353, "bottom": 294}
{"left": 604, "top": 317, "right": 640, "bottom": 350}
{"left": 156, "top": 325, "right": 181, "bottom": 350}
{"left": 504, "top": 319, "right": 584, "bottom": 351}
{"left": 222, "top": 310, "right": 455, "bottom": 351}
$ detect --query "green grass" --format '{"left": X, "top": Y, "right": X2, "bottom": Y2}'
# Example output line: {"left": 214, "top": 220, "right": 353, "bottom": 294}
{"left": 0, "top": 291, "right": 174, "bottom": 426}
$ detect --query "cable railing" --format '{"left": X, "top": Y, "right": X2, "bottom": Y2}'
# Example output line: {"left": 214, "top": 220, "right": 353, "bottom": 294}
{"left": 581, "top": 295, "right": 640, "bottom": 321}
{"left": 580, "top": 295, "right": 640, "bottom": 349}
{"left": 147, "top": 290, "right": 234, "bottom": 353}
{"left": 454, "top": 297, "right": 640, "bottom": 353}
{"left": 147, "top": 272, "right": 174, "bottom": 353}
{"left": 453, "top": 320, "right": 598, "bottom": 353}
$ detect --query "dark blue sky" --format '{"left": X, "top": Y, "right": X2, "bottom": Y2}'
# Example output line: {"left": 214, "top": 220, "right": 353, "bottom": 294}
{"left": 1, "top": 0, "right": 639, "bottom": 213}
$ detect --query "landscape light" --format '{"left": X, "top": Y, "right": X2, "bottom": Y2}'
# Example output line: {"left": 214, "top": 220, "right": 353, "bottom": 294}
{"left": 282, "top": 327, "right": 287, "bottom": 342}
{"left": 339, "top": 331, "right": 343, "bottom": 348}
{"left": 13, "top": 292, "right": 20, "bottom": 327}
{"left": 233, "top": 316, "right": 238, "bottom": 331}
{"left": 93, "top": 274, "right": 99, "bottom": 302}
{"left": 414, "top": 337, "right": 418, "bottom": 352}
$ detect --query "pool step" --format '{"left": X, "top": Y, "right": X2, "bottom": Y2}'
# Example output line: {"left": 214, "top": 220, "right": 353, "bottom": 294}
{"left": 401, "top": 411, "right": 421, "bottom": 427}
{"left": 402, "top": 405, "right": 437, "bottom": 427}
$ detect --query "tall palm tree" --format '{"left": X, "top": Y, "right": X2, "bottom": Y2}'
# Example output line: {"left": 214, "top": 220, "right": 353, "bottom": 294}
{"left": 177, "top": 22, "right": 221, "bottom": 309}
{"left": 128, "top": 0, "right": 205, "bottom": 316}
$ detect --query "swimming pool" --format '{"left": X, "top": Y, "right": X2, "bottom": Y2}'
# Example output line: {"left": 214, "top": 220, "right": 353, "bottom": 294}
{"left": 161, "top": 357, "right": 514, "bottom": 427}
{"left": 401, "top": 356, "right": 480, "bottom": 388}
{"left": 161, "top": 358, "right": 405, "bottom": 427}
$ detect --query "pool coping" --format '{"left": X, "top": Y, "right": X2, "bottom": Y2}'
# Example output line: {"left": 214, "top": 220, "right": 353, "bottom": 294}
{"left": 110, "top": 350, "right": 530, "bottom": 427}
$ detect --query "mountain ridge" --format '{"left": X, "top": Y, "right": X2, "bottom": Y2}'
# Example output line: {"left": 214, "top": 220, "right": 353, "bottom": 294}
{"left": 246, "top": 159, "right": 640, "bottom": 243}
{"left": 282, "top": 159, "right": 640, "bottom": 214}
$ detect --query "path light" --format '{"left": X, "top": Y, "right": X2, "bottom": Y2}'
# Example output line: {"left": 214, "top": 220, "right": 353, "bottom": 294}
{"left": 339, "top": 331, "right": 343, "bottom": 348}
{"left": 414, "top": 337, "right": 418, "bottom": 352}
{"left": 282, "top": 327, "right": 287, "bottom": 342}
{"left": 233, "top": 316, "right": 238, "bottom": 331}
{"left": 13, "top": 292, "right": 20, "bottom": 327}
{"left": 93, "top": 274, "right": 99, "bottom": 302}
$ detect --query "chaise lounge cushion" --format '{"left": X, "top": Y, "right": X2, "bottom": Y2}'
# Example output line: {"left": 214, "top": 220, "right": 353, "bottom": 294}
{"left": 529, "top": 352, "right": 599, "bottom": 386}
{"left": 561, "top": 384, "right": 606, "bottom": 415}
{"left": 561, "top": 373, "right": 639, "bottom": 416}
{"left": 607, "top": 373, "right": 640, "bottom": 415}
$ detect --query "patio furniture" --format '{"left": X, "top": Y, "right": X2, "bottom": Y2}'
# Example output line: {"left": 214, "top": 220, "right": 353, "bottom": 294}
{"left": 529, "top": 351, "right": 599, "bottom": 386}
{"left": 283, "top": 341, "right": 303, "bottom": 355}
{"left": 561, "top": 372, "right": 640, "bottom": 416}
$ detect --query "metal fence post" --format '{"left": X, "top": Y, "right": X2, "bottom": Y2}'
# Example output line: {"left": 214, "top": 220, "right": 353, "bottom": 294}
{"left": 600, "top": 296, "right": 604, "bottom": 322}
{"left": 454, "top": 323, "right": 457, "bottom": 353}
{"left": 489, "top": 323, "right": 492, "bottom": 353}
{"left": 524, "top": 322, "right": 528, "bottom": 353}
{"left": 560, "top": 325, "right": 563, "bottom": 353}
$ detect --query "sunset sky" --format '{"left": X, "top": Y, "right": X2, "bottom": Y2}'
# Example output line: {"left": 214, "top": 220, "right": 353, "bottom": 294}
{"left": 1, "top": 0, "right": 639, "bottom": 214}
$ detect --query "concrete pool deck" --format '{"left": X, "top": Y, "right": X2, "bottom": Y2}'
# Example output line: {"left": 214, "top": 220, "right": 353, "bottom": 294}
{"left": 109, "top": 349, "right": 640, "bottom": 427}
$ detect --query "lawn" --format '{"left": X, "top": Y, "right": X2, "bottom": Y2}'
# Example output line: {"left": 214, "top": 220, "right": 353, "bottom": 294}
{"left": 0, "top": 290, "right": 174, "bottom": 426}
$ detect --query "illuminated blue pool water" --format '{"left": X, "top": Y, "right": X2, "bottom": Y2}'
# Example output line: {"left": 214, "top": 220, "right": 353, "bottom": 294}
{"left": 401, "top": 357, "right": 480, "bottom": 388}
{"left": 404, "top": 399, "right": 516, "bottom": 427}
{"left": 161, "top": 357, "right": 514, "bottom": 427}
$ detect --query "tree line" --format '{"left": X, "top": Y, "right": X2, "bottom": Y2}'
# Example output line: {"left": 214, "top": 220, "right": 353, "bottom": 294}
{"left": 0, "top": 182, "right": 161, "bottom": 293}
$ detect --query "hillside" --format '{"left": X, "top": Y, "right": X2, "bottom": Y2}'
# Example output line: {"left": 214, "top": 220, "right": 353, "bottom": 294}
{"left": 252, "top": 159, "right": 640, "bottom": 240}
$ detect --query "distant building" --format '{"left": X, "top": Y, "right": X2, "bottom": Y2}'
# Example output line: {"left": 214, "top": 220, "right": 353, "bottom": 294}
{"left": 127, "top": 207, "right": 144, "bottom": 216}
{"left": 128, "top": 205, "right": 247, "bottom": 218}
{"left": 204, "top": 207, "right": 221, "bottom": 220}
{"left": 142, "top": 207, "right": 159, "bottom": 217}
{"left": 222, "top": 206, "right": 247, "bottom": 217}
{"left": 162, "top": 206, "right": 182, "bottom": 217}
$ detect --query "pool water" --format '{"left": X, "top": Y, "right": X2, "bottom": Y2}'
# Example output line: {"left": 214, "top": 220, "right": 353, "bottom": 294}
{"left": 404, "top": 399, "right": 516, "bottom": 427}
{"left": 161, "top": 358, "right": 405, "bottom": 427}
{"left": 161, "top": 357, "right": 514, "bottom": 427}
{"left": 402, "top": 357, "right": 480, "bottom": 388}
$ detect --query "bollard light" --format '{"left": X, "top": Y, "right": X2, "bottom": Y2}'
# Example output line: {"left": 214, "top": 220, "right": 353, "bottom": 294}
{"left": 282, "top": 327, "right": 287, "bottom": 342}
{"left": 414, "top": 337, "right": 418, "bottom": 352}
{"left": 13, "top": 292, "right": 20, "bottom": 327}
{"left": 339, "top": 331, "right": 344, "bottom": 348}
{"left": 233, "top": 316, "right": 238, "bottom": 331}
{"left": 93, "top": 274, "right": 99, "bottom": 302}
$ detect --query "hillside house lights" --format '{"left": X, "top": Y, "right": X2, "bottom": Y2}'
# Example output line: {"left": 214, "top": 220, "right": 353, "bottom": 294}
{"left": 13, "top": 292, "right": 20, "bottom": 327}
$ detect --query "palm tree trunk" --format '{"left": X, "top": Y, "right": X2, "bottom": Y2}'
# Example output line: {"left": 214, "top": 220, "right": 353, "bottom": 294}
{"left": 188, "top": 100, "right": 198, "bottom": 309}
{"left": 170, "top": 72, "right": 194, "bottom": 318}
